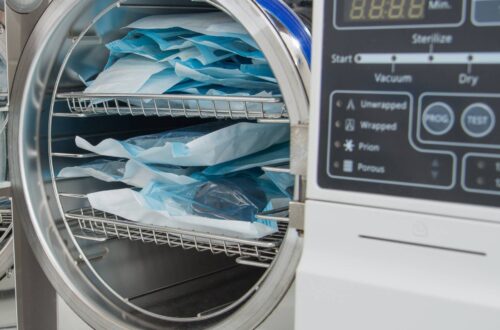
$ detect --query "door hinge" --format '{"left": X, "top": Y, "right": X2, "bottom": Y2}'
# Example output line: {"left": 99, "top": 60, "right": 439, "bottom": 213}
{"left": 291, "top": 124, "right": 308, "bottom": 177}
{"left": 289, "top": 201, "right": 305, "bottom": 232}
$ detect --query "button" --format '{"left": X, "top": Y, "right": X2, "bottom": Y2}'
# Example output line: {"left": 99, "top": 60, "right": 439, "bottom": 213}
{"left": 422, "top": 102, "right": 455, "bottom": 136}
{"left": 461, "top": 103, "right": 495, "bottom": 138}
{"left": 473, "top": 0, "right": 500, "bottom": 26}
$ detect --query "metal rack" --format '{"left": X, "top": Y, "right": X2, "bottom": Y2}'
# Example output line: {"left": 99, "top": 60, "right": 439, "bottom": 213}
{"left": 56, "top": 92, "right": 289, "bottom": 121}
{"left": 55, "top": 163, "right": 292, "bottom": 268}
{"left": 0, "top": 92, "right": 7, "bottom": 112}
{"left": 0, "top": 203, "right": 12, "bottom": 248}
{"left": 66, "top": 207, "right": 287, "bottom": 268}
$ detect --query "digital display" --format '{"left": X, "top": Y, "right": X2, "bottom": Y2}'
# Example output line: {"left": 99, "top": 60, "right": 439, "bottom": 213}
{"left": 345, "top": 0, "right": 426, "bottom": 22}
{"left": 335, "top": 0, "right": 464, "bottom": 29}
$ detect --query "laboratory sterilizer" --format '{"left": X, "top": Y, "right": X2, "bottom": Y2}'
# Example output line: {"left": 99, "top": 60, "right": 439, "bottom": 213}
{"left": 9, "top": 0, "right": 311, "bottom": 329}
{"left": 12, "top": 0, "right": 500, "bottom": 329}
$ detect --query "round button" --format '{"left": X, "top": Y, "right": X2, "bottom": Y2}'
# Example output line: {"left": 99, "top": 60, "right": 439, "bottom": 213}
{"left": 461, "top": 103, "right": 495, "bottom": 138}
{"left": 422, "top": 102, "right": 455, "bottom": 136}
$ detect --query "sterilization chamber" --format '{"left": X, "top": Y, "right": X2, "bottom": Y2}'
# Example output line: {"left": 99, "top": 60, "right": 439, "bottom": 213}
{"left": 9, "top": 0, "right": 310, "bottom": 328}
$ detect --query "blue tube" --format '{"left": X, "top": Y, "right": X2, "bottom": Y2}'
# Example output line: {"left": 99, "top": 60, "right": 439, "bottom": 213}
{"left": 256, "top": 0, "right": 312, "bottom": 65}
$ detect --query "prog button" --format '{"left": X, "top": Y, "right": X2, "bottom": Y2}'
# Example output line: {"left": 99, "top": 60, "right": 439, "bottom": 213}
{"left": 461, "top": 103, "right": 495, "bottom": 138}
{"left": 422, "top": 102, "right": 455, "bottom": 136}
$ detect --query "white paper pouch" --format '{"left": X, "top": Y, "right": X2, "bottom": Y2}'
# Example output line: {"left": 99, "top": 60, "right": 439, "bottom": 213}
{"left": 87, "top": 187, "right": 277, "bottom": 239}
{"left": 127, "top": 12, "right": 258, "bottom": 48}
{"left": 84, "top": 54, "right": 170, "bottom": 94}
{"left": 76, "top": 121, "right": 290, "bottom": 166}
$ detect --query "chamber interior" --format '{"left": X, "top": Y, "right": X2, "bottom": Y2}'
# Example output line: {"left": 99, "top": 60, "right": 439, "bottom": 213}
{"left": 49, "top": 1, "right": 295, "bottom": 322}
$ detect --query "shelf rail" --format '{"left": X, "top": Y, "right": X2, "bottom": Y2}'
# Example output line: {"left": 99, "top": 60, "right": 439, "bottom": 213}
{"left": 0, "top": 202, "right": 13, "bottom": 248}
{"left": 55, "top": 92, "right": 289, "bottom": 121}
{"left": 64, "top": 206, "right": 287, "bottom": 268}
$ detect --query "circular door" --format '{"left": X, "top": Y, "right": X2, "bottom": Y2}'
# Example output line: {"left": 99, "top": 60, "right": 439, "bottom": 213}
{"left": 10, "top": 0, "right": 309, "bottom": 328}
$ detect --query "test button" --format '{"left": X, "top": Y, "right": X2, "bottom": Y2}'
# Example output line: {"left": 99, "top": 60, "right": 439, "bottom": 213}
{"left": 422, "top": 102, "right": 455, "bottom": 136}
{"left": 461, "top": 103, "right": 495, "bottom": 138}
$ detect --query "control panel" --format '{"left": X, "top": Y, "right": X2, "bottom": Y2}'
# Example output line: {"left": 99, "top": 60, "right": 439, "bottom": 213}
{"left": 317, "top": 0, "right": 500, "bottom": 207}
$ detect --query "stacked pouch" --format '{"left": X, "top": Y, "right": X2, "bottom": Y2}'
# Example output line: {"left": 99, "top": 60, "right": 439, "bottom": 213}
{"left": 59, "top": 122, "right": 292, "bottom": 238}
{"left": 83, "top": 12, "right": 280, "bottom": 98}
{"left": 68, "top": 11, "right": 301, "bottom": 238}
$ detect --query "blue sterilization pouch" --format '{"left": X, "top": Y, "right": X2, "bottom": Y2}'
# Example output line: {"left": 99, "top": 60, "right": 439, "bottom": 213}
{"left": 264, "top": 171, "right": 294, "bottom": 198}
{"left": 173, "top": 62, "right": 279, "bottom": 91}
{"left": 184, "top": 35, "right": 265, "bottom": 60}
{"left": 141, "top": 172, "right": 281, "bottom": 223}
{"left": 86, "top": 170, "right": 285, "bottom": 239}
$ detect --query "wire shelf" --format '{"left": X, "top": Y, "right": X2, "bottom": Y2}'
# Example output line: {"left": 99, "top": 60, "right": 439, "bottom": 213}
{"left": 56, "top": 92, "right": 289, "bottom": 121}
{"left": 66, "top": 208, "right": 287, "bottom": 267}
{"left": 0, "top": 204, "right": 13, "bottom": 247}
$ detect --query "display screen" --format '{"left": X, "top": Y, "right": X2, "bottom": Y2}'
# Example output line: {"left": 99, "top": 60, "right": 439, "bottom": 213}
{"left": 335, "top": 0, "right": 464, "bottom": 28}
{"left": 345, "top": 0, "right": 426, "bottom": 22}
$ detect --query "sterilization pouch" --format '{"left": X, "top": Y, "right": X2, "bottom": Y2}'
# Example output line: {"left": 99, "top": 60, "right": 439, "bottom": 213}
{"left": 264, "top": 171, "right": 294, "bottom": 198}
{"left": 87, "top": 171, "right": 283, "bottom": 239}
{"left": 134, "top": 28, "right": 196, "bottom": 51}
{"left": 75, "top": 121, "right": 290, "bottom": 166}
{"left": 84, "top": 54, "right": 170, "bottom": 94}
{"left": 142, "top": 174, "right": 280, "bottom": 222}
{"left": 174, "top": 62, "right": 277, "bottom": 84}
{"left": 185, "top": 35, "right": 265, "bottom": 60}
{"left": 203, "top": 143, "right": 289, "bottom": 176}
{"left": 162, "top": 45, "right": 233, "bottom": 66}
{"left": 137, "top": 68, "right": 186, "bottom": 94}
{"left": 83, "top": 13, "right": 282, "bottom": 98}
{"left": 58, "top": 159, "right": 197, "bottom": 188}
{"left": 174, "top": 62, "right": 279, "bottom": 90}
{"left": 106, "top": 33, "right": 174, "bottom": 62}
{"left": 127, "top": 12, "right": 258, "bottom": 48}
{"left": 87, "top": 188, "right": 278, "bottom": 239}
{"left": 105, "top": 32, "right": 230, "bottom": 66}
{"left": 240, "top": 64, "right": 277, "bottom": 83}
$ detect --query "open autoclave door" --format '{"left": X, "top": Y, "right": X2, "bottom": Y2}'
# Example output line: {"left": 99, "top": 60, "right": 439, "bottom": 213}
{"left": 9, "top": 0, "right": 311, "bottom": 328}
